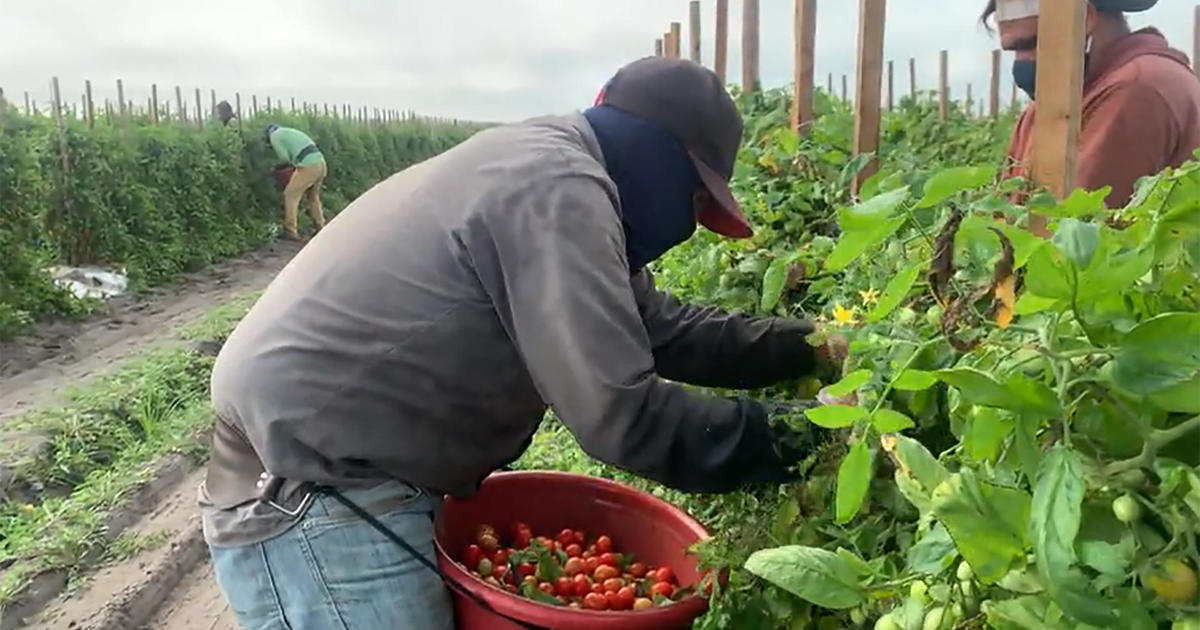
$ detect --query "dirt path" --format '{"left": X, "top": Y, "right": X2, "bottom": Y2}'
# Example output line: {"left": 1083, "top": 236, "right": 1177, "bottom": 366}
{"left": 0, "top": 241, "right": 300, "bottom": 422}
{"left": 144, "top": 562, "right": 239, "bottom": 630}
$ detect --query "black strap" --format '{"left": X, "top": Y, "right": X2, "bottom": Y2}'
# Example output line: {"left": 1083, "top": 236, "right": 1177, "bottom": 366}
{"left": 294, "top": 144, "right": 320, "bottom": 164}
{"left": 320, "top": 487, "right": 547, "bottom": 630}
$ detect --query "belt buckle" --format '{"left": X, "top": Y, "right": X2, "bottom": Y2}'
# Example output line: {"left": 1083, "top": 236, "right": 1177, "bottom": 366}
{"left": 256, "top": 473, "right": 315, "bottom": 518}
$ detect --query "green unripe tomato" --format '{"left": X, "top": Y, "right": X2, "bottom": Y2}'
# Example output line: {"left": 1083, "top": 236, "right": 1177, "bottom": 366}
{"left": 477, "top": 558, "right": 493, "bottom": 576}
{"left": 850, "top": 608, "right": 867, "bottom": 625}
{"left": 924, "top": 305, "right": 944, "bottom": 328}
{"left": 959, "top": 579, "right": 975, "bottom": 599}
{"left": 910, "top": 580, "right": 930, "bottom": 605}
{"left": 1172, "top": 618, "right": 1200, "bottom": 630}
{"left": 956, "top": 561, "right": 974, "bottom": 582}
{"left": 922, "top": 606, "right": 946, "bottom": 630}
{"left": 874, "top": 613, "right": 900, "bottom": 630}
{"left": 949, "top": 603, "right": 964, "bottom": 622}
{"left": 896, "top": 307, "right": 918, "bottom": 326}
{"left": 1116, "top": 469, "right": 1147, "bottom": 487}
{"left": 886, "top": 241, "right": 904, "bottom": 259}
{"left": 1112, "top": 494, "right": 1141, "bottom": 523}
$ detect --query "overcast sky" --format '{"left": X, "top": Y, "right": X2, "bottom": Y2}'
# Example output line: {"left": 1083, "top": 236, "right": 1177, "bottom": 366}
{"left": 0, "top": 1, "right": 1193, "bottom": 122}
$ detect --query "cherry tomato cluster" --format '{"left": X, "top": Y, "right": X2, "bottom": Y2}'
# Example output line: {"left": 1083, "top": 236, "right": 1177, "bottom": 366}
{"left": 459, "top": 522, "right": 689, "bottom": 611}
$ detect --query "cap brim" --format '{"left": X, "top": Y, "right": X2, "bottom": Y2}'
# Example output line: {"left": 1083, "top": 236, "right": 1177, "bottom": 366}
{"left": 691, "top": 154, "right": 753, "bottom": 239}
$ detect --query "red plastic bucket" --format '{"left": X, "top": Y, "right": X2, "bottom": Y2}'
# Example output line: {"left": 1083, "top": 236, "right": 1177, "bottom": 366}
{"left": 434, "top": 471, "right": 710, "bottom": 630}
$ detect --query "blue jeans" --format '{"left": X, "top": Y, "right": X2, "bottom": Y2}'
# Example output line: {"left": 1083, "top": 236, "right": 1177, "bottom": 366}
{"left": 208, "top": 482, "right": 455, "bottom": 630}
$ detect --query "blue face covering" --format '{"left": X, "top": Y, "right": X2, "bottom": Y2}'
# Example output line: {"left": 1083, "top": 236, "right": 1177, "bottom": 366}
{"left": 1012, "top": 60, "right": 1037, "bottom": 99}
{"left": 583, "top": 105, "right": 700, "bottom": 273}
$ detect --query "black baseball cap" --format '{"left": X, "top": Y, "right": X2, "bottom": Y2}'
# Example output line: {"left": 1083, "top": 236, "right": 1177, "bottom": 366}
{"left": 594, "top": 57, "right": 752, "bottom": 239}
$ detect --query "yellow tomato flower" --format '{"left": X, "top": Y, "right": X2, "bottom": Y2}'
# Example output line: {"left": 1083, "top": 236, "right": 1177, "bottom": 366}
{"left": 832, "top": 302, "right": 859, "bottom": 326}
{"left": 859, "top": 287, "right": 881, "bottom": 305}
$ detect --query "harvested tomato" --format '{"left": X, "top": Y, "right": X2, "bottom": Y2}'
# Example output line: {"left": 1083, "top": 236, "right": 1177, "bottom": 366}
{"left": 563, "top": 557, "right": 586, "bottom": 577}
{"left": 517, "top": 563, "right": 536, "bottom": 578}
{"left": 522, "top": 575, "right": 537, "bottom": 587}
{"left": 594, "top": 565, "right": 620, "bottom": 581}
{"left": 583, "top": 592, "right": 608, "bottom": 611}
{"left": 478, "top": 533, "right": 500, "bottom": 552}
{"left": 617, "top": 585, "right": 637, "bottom": 609}
{"left": 463, "top": 545, "right": 483, "bottom": 570}
{"left": 555, "top": 577, "right": 574, "bottom": 597}
{"left": 581, "top": 550, "right": 594, "bottom": 560}
{"left": 595, "top": 535, "right": 613, "bottom": 554}
{"left": 573, "top": 574, "right": 591, "bottom": 597}
{"left": 602, "top": 577, "right": 624, "bottom": 593}
{"left": 492, "top": 549, "right": 509, "bottom": 566}
{"left": 556, "top": 528, "right": 576, "bottom": 548}
{"left": 565, "top": 543, "right": 583, "bottom": 558}
{"left": 491, "top": 564, "right": 507, "bottom": 580}
{"left": 654, "top": 567, "right": 675, "bottom": 584}
{"left": 477, "top": 558, "right": 493, "bottom": 576}
{"left": 538, "top": 581, "right": 555, "bottom": 596}
{"left": 513, "top": 529, "right": 533, "bottom": 549}
{"left": 629, "top": 562, "right": 648, "bottom": 578}
{"left": 598, "top": 552, "right": 617, "bottom": 567}
{"left": 584, "top": 557, "right": 602, "bottom": 574}
{"left": 591, "top": 582, "right": 605, "bottom": 595}
{"left": 649, "top": 581, "right": 675, "bottom": 598}
{"left": 605, "top": 591, "right": 626, "bottom": 610}
{"left": 573, "top": 530, "right": 586, "bottom": 545}
{"left": 633, "top": 597, "right": 654, "bottom": 611}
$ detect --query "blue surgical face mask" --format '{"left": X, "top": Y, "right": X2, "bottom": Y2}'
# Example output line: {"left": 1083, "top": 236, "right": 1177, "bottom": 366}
{"left": 1012, "top": 59, "right": 1038, "bottom": 99}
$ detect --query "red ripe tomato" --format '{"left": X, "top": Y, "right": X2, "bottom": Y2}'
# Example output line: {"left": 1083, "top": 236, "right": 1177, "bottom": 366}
{"left": 602, "top": 577, "right": 624, "bottom": 593}
{"left": 629, "top": 562, "right": 648, "bottom": 578}
{"left": 593, "top": 565, "right": 620, "bottom": 582}
{"left": 649, "top": 581, "right": 675, "bottom": 598}
{"left": 591, "top": 582, "right": 605, "bottom": 595}
{"left": 583, "top": 592, "right": 608, "bottom": 611}
{"left": 492, "top": 549, "right": 509, "bottom": 566}
{"left": 463, "top": 545, "right": 483, "bottom": 569}
{"left": 556, "top": 529, "right": 576, "bottom": 548}
{"left": 517, "top": 563, "right": 536, "bottom": 578}
{"left": 581, "top": 550, "right": 594, "bottom": 560}
{"left": 586, "top": 544, "right": 597, "bottom": 556}
{"left": 513, "top": 529, "right": 533, "bottom": 549}
{"left": 492, "top": 564, "right": 507, "bottom": 580}
{"left": 605, "top": 590, "right": 626, "bottom": 610}
{"left": 584, "top": 557, "right": 601, "bottom": 574}
{"left": 565, "top": 543, "right": 583, "bottom": 558}
{"left": 617, "top": 585, "right": 637, "bottom": 610}
{"left": 573, "top": 530, "right": 586, "bottom": 545}
{"left": 572, "top": 574, "right": 591, "bottom": 597}
{"left": 598, "top": 552, "right": 617, "bottom": 567}
{"left": 555, "top": 577, "right": 574, "bottom": 597}
{"left": 654, "top": 567, "right": 676, "bottom": 584}
{"left": 563, "top": 557, "right": 586, "bottom": 577}
{"left": 538, "top": 582, "right": 556, "bottom": 596}
{"left": 595, "top": 535, "right": 613, "bottom": 554}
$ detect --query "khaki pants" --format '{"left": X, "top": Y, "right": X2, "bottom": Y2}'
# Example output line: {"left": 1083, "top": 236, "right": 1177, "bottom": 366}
{"left": 283, "top": 162, "right": 327, "bottom": 239}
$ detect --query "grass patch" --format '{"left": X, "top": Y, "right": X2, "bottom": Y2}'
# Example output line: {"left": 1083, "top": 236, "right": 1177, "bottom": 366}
{"left": 0, "top": 292, "right": 260, "bottom": 606}
{"left": 105, "top": 531, "right": 170, "bottom": 563}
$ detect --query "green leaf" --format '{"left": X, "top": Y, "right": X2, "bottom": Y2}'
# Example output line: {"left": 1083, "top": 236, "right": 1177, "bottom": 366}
{"left": 835, "top": 440, "right": 872, "bottom": 524}
{"left": 1055, "top": 187, "right": 1109, "bottom": 218}
{"left": 533, "top": 544, "right": 563, "bottom": 582}
{"left": 1030, "top": 446, "right": 1115, "bottom": 627}
{"left": 1078, "top": 538, "right": 1134, "bottom": 577}
{"left": 935, "top": 368, "right": 1059, "bottom": 417}
{"left": 905, "top": 523, "right": 959, "bottom": 575}
{"left": 867, "top": 264, "right": 921, "bottom": 323}
{"left": 835, "top": 547, "right": 874, "bottom": 577}
{"left": 825, "top": 216, "right": 907, "bottom": 272}
{"left": 1111, "top": 312, "right": 1200, "bottom": 395}
{"left": 1024, "top": 244, "right": 1073, "bottom": 300}
{"left": 931, "top": 470, "right": 1031, "bottom": 584}
{"left": 1148, "top": 375, "right": 1200, "bottom": 412}
{"left": 1014, "top": 293, "right": 1061, "bottom": 316}
{"left": 984, "top": 595, "right": 1074, "bottom": 630}
{"left": 1051, "top": 218, "right": 1101, "bottom": 269}
{"left": 871, "top": 409, "right": 915, "bottom": 433}
{"left": 825, "top": 370, "right": 872, "bottom": 397}
{"left": 743, "top": 546, "right": 867, "bottom": 610}
{"left": 805, "top": 405, "right": 867, "bottom": 429}
{"left": 886, "top": 435, "right": 950, "bottom": 493}
{"left": 519, "top": 580, "right": 564, "bottom": 606}
{"left": 760, "top": 254, "right": 791, "bottom": 312}
{"left": 963, "top": 407, "right": 1016, "bottom": 462}
{"left": 892, "top": 369, "right": 938, "bottom": 391}
{"left": 839, "top": 186, "right": 911, "bottom": 231}
{"left": 916, "top": 166, "right": 997, "bottom": 208}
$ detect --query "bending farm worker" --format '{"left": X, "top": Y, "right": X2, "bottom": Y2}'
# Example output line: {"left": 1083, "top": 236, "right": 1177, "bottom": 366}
{"left": 264, "top": 123, "right": 327, "bottom": 240}
{"left": 987, "top": 0, "right": 1200, "bottom": 216}
{"left": 202, "top": 58, "right": 845, "bottom": 629}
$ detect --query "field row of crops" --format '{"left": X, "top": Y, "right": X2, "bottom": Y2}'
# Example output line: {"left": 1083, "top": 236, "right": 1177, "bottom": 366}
{"left": 0, "top": 100, "right": 479, "bottom": 338}
{"left": 516, "top": 88, "right": 1200, "bottom": 629}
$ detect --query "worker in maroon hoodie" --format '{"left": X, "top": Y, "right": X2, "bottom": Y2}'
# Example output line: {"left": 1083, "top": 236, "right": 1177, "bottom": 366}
{"left": 986, "top": 0, "right": 1200, "bottom": 211}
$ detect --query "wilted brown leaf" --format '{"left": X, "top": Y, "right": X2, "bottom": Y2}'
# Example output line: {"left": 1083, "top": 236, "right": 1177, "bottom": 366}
{"left": 988, "top": 228, "right": 1016, "bottom": 329}
{"left": 928, "top": 210, "right": 964, "bottom": 307}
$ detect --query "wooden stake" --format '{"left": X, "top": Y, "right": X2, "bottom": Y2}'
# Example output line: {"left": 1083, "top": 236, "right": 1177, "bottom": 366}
{"left": 291, "top": 97, "right": 297, "bottom": 112}
{"left": 670, "top": 22, "right": 682, "bottom": 58}
{"left": 938, "top": 50, "right": 949, "bottom": 122}
{"left": 792, "top": 0, "right": 817, "bottom": 134}
{"left": 842, "top": 74, "right": 848, "bottom": 103}
{"left": 176, "top": 85, "right": 185, "bottom": 122}
{"left": 909, "top": 57, "right": 917, "bottom": 101}
{"left": 663, "top": 31, "right": 673, "bottom": 57}
{"left": 151, "top": 84, "right": 159, "bottom": 124}
{"left": 1031, "top": 0, "right": 1087, "bottom": 204}
{"left": 0, "top": 87, "right": 6, "bottom": 129}
{"left": 990, "top": 49, "right": 1002, "bottom": 118}
{"left": 252, "top": 95, "right": 258, "bottom": 116}
{"left": 715, "top": 0, "right": 729, "bottom": 82}
{"left": 235, "top": 93, "right": 243, "bottom": 132}
{"left": 51, "top": 77, "right": 73, "bottom": 256}
{"left": 1194, "top": 6, "right": 1200, "bottom": 77}
{"left": 655, "top": 38, "right": 664, "bottom": 56}
{"left": 195, "top": 88, "right": 203, "bottom": 128}
{"left": 117, "top": 79, "right": 127, "bottom": 122}
{"left": 966, "top": 83, "right": 973, "bottom": 117}
{"left": 85, "top": 80, "right": 95, "bottom": 128}
{"left": 853, "top": 0, "right": 887, "bottom": 192}
{"left": 887, "top": 60, "right": 895, "bottom": 111}
{"left": 828, "top": 73, "right": 834, "bottom": 95}
{"left": 742, "top": 0, "right": 760, "bottom": 94}
{"left": 211, "top": 89, "right": 217, "bottom": 118}
{"left": 689, "top": 1, "right": 702, "bottom": 63}
{"left": 24, "top": 91, "right": 31, "bottom": 115}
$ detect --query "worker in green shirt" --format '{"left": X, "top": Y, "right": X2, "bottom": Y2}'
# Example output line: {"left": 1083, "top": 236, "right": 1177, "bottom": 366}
{"left": 265, "top": 124, "right": 327, "bottom": 240}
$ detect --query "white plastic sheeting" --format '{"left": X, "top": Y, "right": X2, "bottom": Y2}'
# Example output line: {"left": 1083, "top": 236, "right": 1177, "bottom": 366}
{"left": 46, "top": 266, "right": 129, "bottom": 300}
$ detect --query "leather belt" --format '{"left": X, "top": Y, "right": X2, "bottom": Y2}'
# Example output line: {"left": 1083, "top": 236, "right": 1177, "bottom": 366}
{"left": 294, "top": 144, "right": 320, "bottom": 164}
